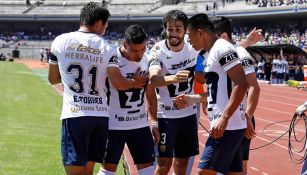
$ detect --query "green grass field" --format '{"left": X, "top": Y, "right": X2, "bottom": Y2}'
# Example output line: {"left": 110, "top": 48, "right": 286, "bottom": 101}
{"left": 0, "top": 62, "right": 125, "bottom": 175}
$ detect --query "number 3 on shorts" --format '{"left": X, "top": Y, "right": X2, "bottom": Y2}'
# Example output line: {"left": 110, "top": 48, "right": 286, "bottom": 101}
{"left": 161, "top": 133, "right": 166, "bottom": 144}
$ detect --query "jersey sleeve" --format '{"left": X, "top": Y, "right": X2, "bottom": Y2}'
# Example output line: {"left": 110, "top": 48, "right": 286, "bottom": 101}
{"left": 216, "top": 40, "right": 240, "bottom": 72}
{"left": 148, "top": 44, "right": 163, "bottom": 71}
{"left": 49, "top": 53, "right": 58, "bottom": 65}
{"left": 49, "top": 36, "right": 62, "bottom": 64}
{"left": 218, "top": 50, "right": 240, "bottom": 72}
{"left": 107, "top": 54, "right": 119, "bottom": 68}
{"left": 106, "top": 45, "right": 119, "bottom": 68}
{"left": 236, "top": 47, "right": 255, "bottom": 75}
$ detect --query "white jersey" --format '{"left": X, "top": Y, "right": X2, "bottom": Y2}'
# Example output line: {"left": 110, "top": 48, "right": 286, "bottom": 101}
{"left": 282, "top": 59, "right": 288, "bottom": 73}
{"left": 204, "top": 39, "right": 246, "bottom": 130}
{"left": 271, "top": 59, "right": 278, "bottom": 72}
{"left": 236, "top": 46, "right": 256, "bottom": 112}
{"left": 107, "top": 48, "right": 150, "bottom": 130}
{"left": 149, "top": 40, "right": 199, "bottom": 119}
{"left": 276, "top": 59, "right": 283, "bottom": 73}
{"left": 50, "top": 31, "right": 118, "bottom": 120}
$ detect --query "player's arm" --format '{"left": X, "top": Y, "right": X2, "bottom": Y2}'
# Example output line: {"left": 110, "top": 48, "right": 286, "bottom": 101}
{"left": 223, "top": 64, "right": 248, "bottom": 120}
{"left": 173, "top": 93, "right": 207, "bottom": 109}
{"left": 211, "top": 63, "right": 248, "bottom": 139}
{"left": 245, "top": 72, "right": 260, "bottom": 119}
{"left": 149, "top": 68, "right": 190, "bottom": 87}
{"left": 107, "top": 67, "right": 148, "bottom": 90}
{"left": 238, "top": 27, "right": 264, "bottom": 48}
{"left": 48, "top": 53, "right": 61, "bottom": 84}
{"left": 145, "top": 83, "right": 160, "bottom": 144}
{"left": 106, "top": 54, "right": 148, "bottom": 90}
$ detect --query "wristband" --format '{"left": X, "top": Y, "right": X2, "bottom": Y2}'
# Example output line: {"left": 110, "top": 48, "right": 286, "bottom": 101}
{"left": 151, "top": 121, "right": 158, "bottom": 128}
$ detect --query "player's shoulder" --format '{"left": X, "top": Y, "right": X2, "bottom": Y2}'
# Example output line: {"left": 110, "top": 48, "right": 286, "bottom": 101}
{"left": 149, "top": 40, "right": 165, "bottom": 59}
{"left": 235, "top": 46, "right": 252, "bottom": 60}
{"left": 213, "top": 39, "right": 236, "bottom": 56}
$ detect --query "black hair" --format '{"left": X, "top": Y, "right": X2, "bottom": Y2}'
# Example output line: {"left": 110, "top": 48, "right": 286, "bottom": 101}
{"left": 187, "top": 13, "right": 214, "bottom": 33}
{"left": 211, "top": 16, "right": 232, "bottom": 40}
{"left": 124, "top": 25, "right": 147, "bottom": 44}
{"left": 162, "top": 10, "right": 188, "bottom": 29}
{"left": 80, "top": 2, "right": 110, "bottom": 26}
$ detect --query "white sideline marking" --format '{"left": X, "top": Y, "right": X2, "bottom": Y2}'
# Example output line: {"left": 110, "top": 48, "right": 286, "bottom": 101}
{"left": 261, "top": 92, "right": 303, "bottom": 101}
{"left": 254, "top": 135, "right": 304, "bottom": 156}
{"left": 250, "top": 166, "right": 259, "bottom": 171}
{"left": 255, "top": 116, "right": 305, "bottom": 132}
{"left": 260, "top": 98, "right": 298, "bottom": 107}
{"left": 257, "top": 106, "right": 293, "bottom": 115}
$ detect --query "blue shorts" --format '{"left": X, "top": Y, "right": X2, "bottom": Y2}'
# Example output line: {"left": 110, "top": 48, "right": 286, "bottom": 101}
{"left": 104, "top": 126, "right": 154, "bottom": 164}
{"left": 198, "top": 129, "right": 245, "bottom": 174}
{"left": 158, "top": 114, "right": 199, "bottom": 158}
{"left": 242, "top": 116, "right": 255, "bottom": 160}
{"left": 61, "top": 116, "right": 109, "bottom": 166}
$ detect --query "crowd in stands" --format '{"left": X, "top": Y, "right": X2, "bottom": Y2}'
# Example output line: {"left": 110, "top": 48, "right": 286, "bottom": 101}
{"left": 233, "top": 26, "right": 307, "bottom": 52}
{"left": 2, "top": 25, "right": 306, "bottom": 52}
{"left": 248, "top": 0, "right": 307, "bottom": 7}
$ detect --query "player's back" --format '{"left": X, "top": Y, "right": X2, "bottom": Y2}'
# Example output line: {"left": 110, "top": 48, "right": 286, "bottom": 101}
{"left": 51, "top": 31, "right": 117, "bottom": 120}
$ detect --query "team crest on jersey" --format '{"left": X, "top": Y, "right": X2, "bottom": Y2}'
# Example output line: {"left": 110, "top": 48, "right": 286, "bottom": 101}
{"left": 159, "top": 145, "right": 166, "bottom": 152}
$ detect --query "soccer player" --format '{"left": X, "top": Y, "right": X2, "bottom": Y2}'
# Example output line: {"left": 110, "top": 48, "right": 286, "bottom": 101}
{"left": 186, "top": 13, "right": 248, "bottom": 175}
{"left": 211, "top": 16, "right": 260, "bottom": 175}
{"left": 48, "top": 3, "right": 147, "bottom": 175}
{"left": 98, "top": 25, "right": 158, "bottom": 175}
{"left": 148, "top": 10, "right": 200, "bottom": 175}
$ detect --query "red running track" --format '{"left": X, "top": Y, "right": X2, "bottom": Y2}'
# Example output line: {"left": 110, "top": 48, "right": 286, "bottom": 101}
{"left": 124, "top": 84, "right": 307, "bottom": 175}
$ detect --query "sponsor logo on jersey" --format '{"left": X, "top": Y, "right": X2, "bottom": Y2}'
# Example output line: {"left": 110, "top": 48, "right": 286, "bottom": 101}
{"left": 219, "top": 51, "right": 239, "bottom": 67}
{"left": 67, "top": 43, "right": 78, "bottom": 51}
{"left": 70, "top": 105, "right": 107, "bottom": 113}
{"left": 241, "top": 58, "right": 253, "bottom": 68}
{"left": 170, "top": 58, "right": 195, "bottom": 70}
{"left": 166, "top": 56, "right": 172, "bottom": 59}
{"left": 114, "top": 113, "right": 146, "bottom": 122}
{"left": 66, "top": 43, "right": 102, "bottom": 55}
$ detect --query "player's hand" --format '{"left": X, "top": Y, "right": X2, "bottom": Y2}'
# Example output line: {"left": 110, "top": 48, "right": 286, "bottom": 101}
{"left": 245, "top": 114, "right": 256, "bottom": 139}
{"left": 173, "top": 94, "right": 190, "bottom": 109}
{"left": 210, "top": 115, "right": 228, "bottom": 139}
{"left": 132, "top": 68, "right": 148, "bottom": 88}
{"left": 246, "top": 27, "right": 264, "bottom": 45}
{"left": 296, "top": 104, "right": 307, "bottom": 116}
{"left": 151, "top": 123, "right": 160, "bottom": 144}
{"left": 174, "top": 70, "right": 190, "bottom": 83}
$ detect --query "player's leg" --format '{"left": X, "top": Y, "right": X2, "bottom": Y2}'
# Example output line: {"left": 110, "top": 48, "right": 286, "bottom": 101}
{"left": 155, "top": 118, "right": 178, "bottom": 175}
{"left": 198, "top": 129, "right": 245, "bottom": 175}
{"left": 174, "top": 114, "right": 199, "bottom": 175}
{"left": 186, "top": 103, "right": 201, "bottom": 175}
{"left": 62, "top": 117, "right": 102, "bottom": 175}
{"left": 126, "top": 127, "right": 155, "bottom": 174}
{"left": 87, "top": 117, "right": 109, "bottom": 175}
{"left": 99, "top": 130, "right": 126, "bottom": 174}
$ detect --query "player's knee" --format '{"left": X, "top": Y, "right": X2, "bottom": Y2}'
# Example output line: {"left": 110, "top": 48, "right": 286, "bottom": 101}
{"left": 174, "top": 158, "right": 189, "bottom": 168}
{"left": 97, "top": 167, "right": 115, "bottom": 175}
{"left": 138, "top": 165, "right": 155, "bottom": 175}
